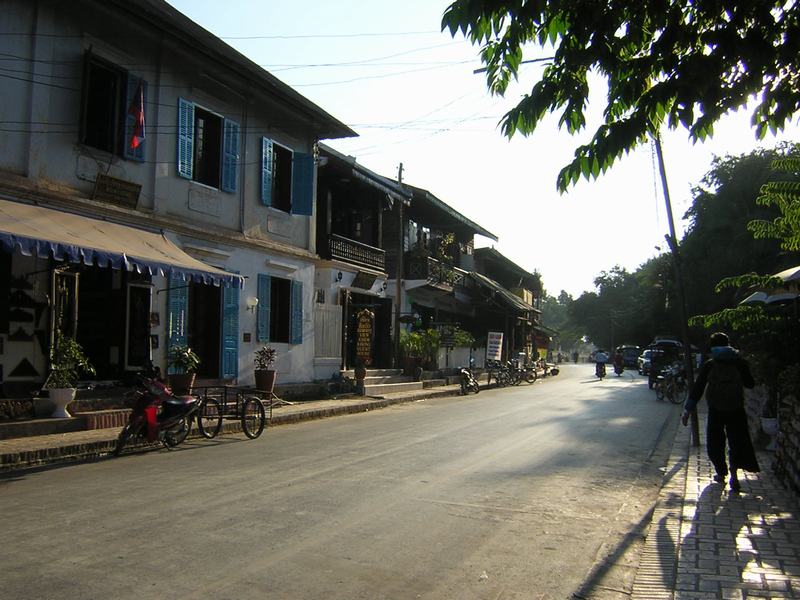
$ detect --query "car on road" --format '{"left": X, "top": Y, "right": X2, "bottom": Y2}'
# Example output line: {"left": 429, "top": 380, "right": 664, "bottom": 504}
{"left": 637, "top": 349, "right": 654, "bottom": 375}
{"left": 618, "top": 345, "right": 641, "bottom": 368}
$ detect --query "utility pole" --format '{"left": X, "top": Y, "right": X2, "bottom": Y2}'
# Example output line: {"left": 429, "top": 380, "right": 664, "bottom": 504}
{"left": 653, "top": 134, "right": 700, "bottom": 447}
{"left": 393, "top": 163, "right": 404, "bottom": 369}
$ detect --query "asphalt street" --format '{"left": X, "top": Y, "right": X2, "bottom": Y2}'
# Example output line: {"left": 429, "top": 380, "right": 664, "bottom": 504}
{"left": 0, "top": 365, "right": 679, "bottom": 600}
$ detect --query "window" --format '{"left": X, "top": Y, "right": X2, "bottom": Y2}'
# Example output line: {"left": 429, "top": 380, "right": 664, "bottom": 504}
{"left": 260, "top": 137, "right": 314, "bottom": 215}
{"left": 80, "top": 53, "right": 146, "bottom": 161}
{"left": 193, "top": 107, "right": 222, "bottom": 188}
{"left": 177, "top": 98, "right": 239, "bottom": 192}
{"left": 256, "top": 274, "right": 303, "bottom": 344}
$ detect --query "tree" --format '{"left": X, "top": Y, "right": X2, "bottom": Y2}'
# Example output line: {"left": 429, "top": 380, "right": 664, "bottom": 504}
{"left": 442, "top": 1, "right": 800, "bottom": 191}
{"left": 680, "top": 145, "right": 795, "bottom": 316}
{"left": 540, "top": 290, "right": 581, "bottom": 349}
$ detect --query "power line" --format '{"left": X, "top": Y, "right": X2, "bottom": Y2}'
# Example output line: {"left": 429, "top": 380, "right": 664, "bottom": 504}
{"left": 0, "top": 30, "right": 441, "bottom": 40}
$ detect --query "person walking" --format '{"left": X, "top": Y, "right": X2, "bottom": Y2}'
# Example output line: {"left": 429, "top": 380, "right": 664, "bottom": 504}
{"left": 681, "top": 332, "right": 760, "bottom": 492}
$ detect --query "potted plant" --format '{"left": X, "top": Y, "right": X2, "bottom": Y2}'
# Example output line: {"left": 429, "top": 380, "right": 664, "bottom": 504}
{"left": 43, "top": 331, "right": 96, "bottom": 418}
{"left": 167, "top": 344, "right": 200, "bottom": 394}
{"left": 254, "top": 346, "right": 277, "bottom": 392}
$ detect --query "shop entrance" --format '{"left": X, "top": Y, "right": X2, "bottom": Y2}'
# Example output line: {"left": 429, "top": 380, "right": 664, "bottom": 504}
{"left": 188, "top": 281, "right": 221, "bottom": 378}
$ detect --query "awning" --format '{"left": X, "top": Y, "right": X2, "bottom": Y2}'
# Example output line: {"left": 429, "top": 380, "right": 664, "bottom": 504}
{"left": 471, "top": 271, "right": 534, "bottom": 313}
{"left": 0, "top": 199, "right": 243, "bottom": 288}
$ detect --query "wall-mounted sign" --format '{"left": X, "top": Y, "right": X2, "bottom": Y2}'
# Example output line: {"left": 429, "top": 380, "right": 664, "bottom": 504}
{"left": 486, "top": 331, "right": 503, "bottom": 361}
{"left": 355, "top": 308, "right": 375, "bottom": 366}
{"left": 92, "top": 174, "right": 141, "bottom": 208}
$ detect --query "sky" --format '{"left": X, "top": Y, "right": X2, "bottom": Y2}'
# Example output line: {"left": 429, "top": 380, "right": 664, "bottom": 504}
{"left": 166, "top": 0, "right": 799, "bottom": 299}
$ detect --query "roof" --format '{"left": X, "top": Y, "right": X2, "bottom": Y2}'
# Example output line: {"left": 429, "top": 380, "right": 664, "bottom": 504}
{"left": 103, "top": 0, "right": 356, "bottom": 141}
{"left": 474, "top": 247, "right": 541, "bottom": 291}
{"left": 405, "top": 185, "right": 498, "bottom": 242}
{"left": 470, "top": 271, "right": 534, "bottom": 313}
{"left": 319, "top": 144, "right": 412, "bottom": 206}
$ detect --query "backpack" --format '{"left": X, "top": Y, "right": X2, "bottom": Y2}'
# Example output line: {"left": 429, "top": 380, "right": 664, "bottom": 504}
{"left": 705, "top": 360, "right": 743, "bottom": 411}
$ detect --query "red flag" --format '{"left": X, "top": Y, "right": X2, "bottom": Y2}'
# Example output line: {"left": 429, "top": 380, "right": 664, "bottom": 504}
{"left": 128, "top": 82, "right": 145, "bottom": 150}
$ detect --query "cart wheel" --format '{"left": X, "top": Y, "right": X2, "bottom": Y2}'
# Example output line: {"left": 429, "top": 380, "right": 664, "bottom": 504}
{"left": 197, "top": 398, "right": 223, "bottom": 439}
{"left": 241, "top": 397, "right": 266, "bottom": 439}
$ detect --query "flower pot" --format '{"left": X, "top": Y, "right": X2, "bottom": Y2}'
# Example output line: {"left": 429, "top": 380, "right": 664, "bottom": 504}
{"left": 48, "top": 387, "right": 77, "bottom": 418}
{"left": 254, "top": 369, "right": 276, "bottom": 393}
{"left": 761, "top": 416, "right": 779, "bottom": 451}
{"left": 168, "top": 373, "right": 196, "bottom": 395}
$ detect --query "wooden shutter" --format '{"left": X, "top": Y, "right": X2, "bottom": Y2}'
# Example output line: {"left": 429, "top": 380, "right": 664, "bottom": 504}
{"left": 256, "top": 273, "right": 271, "bottom": 343}
{"left": 261, "top": 137, "right": 273, "bottom": 206}
{"left": 221, "top": 119, "right": 240, "bottom": 193}
{"left": 166, "top": 274, "right": 188, "bottom": 374}
{"left": 291, "top": 152, "right": 314, "bottom": 215}
{"left": 290, "top": 279, "right": 303, "bottom": 345}
{"left": 177, "top": 98, "right": 194, "bottom": 179}
{"left": 123, "top": 75, "right": 147, "bottom": 162}
{"left": 221, "top": 284, "right": 239, "bottom": 379}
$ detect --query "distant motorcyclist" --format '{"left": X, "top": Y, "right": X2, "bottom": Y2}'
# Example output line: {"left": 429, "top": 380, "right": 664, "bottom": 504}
{"left": 594, "top": 349, "right": 609, "bottom": 379}
{"left": 613, "top": 348, "right": 624, "bottom": 375}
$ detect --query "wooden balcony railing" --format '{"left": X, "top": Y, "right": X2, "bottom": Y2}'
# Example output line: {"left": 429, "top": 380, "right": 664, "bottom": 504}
{"left": 405, "top": 255, "right": 465, "bottom": 287}
{"left": 328, "top": 234, "right": 385, "bottom": 271}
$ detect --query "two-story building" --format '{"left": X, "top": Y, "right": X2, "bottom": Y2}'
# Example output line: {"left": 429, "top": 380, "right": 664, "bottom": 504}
{"left": 472, "top": 247, "right": 543, "bottom": 362}
{"left": 0, "top": 0, "right": 355, "bottom": 396}
{"left": 313, "top": 144, "right": 411, "bottom": 376}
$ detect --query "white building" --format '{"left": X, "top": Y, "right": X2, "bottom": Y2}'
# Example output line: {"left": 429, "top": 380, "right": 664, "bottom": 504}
{"left": 0, "top": 0, "right": 355, "bottom": 395}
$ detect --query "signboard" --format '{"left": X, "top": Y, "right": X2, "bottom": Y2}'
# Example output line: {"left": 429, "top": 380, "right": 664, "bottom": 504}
{"left": 486, "top": 331, "right": 503, "bottom": 361}
{"left": 92, "top": 174, "right": 142, "bottom": 208}
{"left": 351, "top": 271, "right": 377, "bottom": 290}
{"left": 355, "top": 309, "right": 375, "bottom": 366}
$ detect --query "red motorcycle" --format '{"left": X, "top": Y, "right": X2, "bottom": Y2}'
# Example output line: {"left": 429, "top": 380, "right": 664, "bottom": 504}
{"left": 113, "top": 367, "right": 221, "bottom": 456}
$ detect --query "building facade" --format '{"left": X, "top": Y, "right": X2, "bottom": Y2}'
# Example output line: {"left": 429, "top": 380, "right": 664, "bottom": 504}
{"left": 0, "top": 0, "right": 354, "bottom": 395}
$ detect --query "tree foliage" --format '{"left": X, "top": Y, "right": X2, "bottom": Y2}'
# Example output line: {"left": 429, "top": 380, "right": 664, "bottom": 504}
{"left": 442, "top": 0, "right": 800, "bottom": 191}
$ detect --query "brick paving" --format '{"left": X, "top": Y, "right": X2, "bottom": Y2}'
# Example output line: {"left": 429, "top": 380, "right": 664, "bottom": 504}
{"left": 632, "top": 407, "right": 800, "bottom": 599}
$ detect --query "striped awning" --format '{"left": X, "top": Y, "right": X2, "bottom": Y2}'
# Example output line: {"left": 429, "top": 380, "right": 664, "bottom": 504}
{"left": 0, "top": 199, "right": 243, "bottom": 287}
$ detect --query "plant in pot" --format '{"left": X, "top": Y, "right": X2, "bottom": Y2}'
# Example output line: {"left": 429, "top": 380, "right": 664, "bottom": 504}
{"left": 43, "top": 331, "right": 96, "bottom": 418}
{"left": 254, "top": 346, "right": 277, "bottom": 392}
{"left": 167, "top": 345, "right": 200, "bottom": 394}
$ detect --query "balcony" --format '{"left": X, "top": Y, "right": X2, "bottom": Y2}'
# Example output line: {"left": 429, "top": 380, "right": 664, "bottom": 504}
{"left": 328, "top": 234, "right": 385, "bottom": 271}
{"left": 405, "top": 255, "right": 465, "bottom": 288}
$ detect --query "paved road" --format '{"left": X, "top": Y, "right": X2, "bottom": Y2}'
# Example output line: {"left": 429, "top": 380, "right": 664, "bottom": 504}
{"left": 0, "top": 365, "right": 679, "bottom": 600}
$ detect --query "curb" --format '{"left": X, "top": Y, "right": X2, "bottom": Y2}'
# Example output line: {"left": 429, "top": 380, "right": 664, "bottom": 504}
{"left": 0, "top": 384, "right": 469, "bottom": 473}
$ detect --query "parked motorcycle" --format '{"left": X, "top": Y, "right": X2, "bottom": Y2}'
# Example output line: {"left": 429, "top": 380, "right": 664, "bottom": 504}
{"left": 459, "top": 358, "right": 480, "bottom": 395}
{"left": 113, "top": 365, "right": 219, "bottom": 456}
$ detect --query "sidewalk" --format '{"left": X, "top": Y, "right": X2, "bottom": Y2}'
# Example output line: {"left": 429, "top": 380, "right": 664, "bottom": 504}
{"left": 631, "top": 407, "right": 800, "bottom": 599}
{"left": 0, "top": 383, "right": 467, "bottom": 472}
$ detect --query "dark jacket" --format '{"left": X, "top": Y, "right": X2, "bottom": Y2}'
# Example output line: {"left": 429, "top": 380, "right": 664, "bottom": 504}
{"left": 684, "top": 345, "right": 754, "bottom": 412}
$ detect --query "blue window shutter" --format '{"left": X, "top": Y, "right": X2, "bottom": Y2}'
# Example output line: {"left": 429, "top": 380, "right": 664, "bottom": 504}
{"left": 290, "top": 280, "right": 303, "bottom": 345}
{"left": 177, "top": 98, "right": 194, "bottom": 179}
{"left": 166, "top": 274, "right": 188, "bottom": 374}
{"left": 124, "top": 75, "right": 147, "bottom": 162}
{"left": 291, "top": 152, "right": 314, "bottom": 215}
{"left": 261, "top": 137, "right": 273, "bottom": 206}
{"left": 221, "top": 284, "right": 239, "bottom": 379}
{"left": 256, "top": 273, "right": 271, "bottom": 343}
{"left": 221, "top": 118, "right": 240, "bottom": 193}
